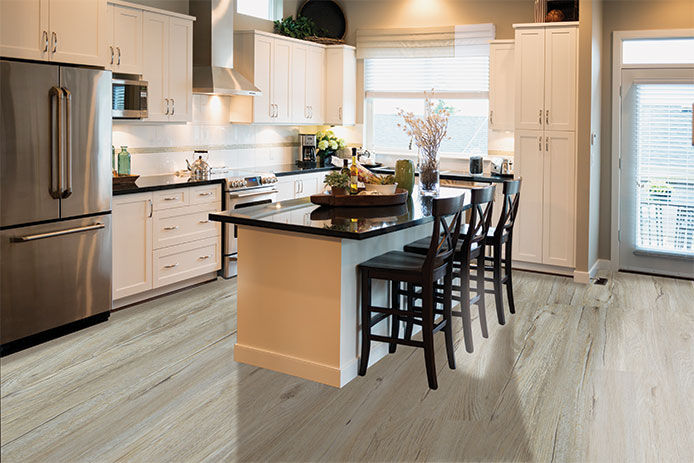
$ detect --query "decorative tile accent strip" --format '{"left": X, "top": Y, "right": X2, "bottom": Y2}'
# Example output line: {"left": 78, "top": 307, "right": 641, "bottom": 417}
{"left": 127, "top": 141, "right": 299, "bottom": 154}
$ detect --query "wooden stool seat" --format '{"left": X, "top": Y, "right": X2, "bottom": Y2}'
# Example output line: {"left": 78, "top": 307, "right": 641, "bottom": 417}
{"left": 358, "top": 251, "right": 434, "bottom": 280}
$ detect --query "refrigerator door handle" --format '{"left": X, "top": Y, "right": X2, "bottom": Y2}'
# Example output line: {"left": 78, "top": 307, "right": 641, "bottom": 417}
{"left": 11, "top": 223, "right": 105, "bottom": 242}
{"left": 62, "top": 87, "right": 72, "bottom": 198}
{"left": 49, "top": 87, "right": 62, "bottom": 199}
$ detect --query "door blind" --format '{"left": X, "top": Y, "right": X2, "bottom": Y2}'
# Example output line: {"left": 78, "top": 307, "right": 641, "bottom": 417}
{"left": 633, "top": 83, "right": 694, "bottom": 256}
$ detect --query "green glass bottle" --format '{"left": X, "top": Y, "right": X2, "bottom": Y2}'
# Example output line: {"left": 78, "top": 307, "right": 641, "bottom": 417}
{"left": 395, "top": 159, "right": 415, "bottom": 195}
{"left": 117, "top": 146, "right": 131, "bottom": 175}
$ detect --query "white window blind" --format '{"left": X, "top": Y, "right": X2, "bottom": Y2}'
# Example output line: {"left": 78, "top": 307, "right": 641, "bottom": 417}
{"left": 634, "top": 83, "right": 694, "bottom": 256}
{"left": 364, "top": 56, "right": 489, "bottom": 95}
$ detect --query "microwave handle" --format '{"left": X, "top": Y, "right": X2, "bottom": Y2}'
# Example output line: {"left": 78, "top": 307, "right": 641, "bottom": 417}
{"left": 112, "top": 78, "right": 149, "bottom": 86}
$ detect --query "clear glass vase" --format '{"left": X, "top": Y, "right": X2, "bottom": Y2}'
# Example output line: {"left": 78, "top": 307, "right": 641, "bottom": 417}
{"left": 418, "top": 146, "right": 440, "bottom": 195}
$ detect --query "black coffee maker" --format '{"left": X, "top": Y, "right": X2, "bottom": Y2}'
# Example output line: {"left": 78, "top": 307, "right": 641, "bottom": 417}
{"left": 297, "top": 134, "right": 317, "bottom": 168}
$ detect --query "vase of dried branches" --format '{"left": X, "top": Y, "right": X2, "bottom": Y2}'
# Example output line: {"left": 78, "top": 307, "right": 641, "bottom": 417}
{"left": 397, "top": 92, "right": 451, "bottom": 196}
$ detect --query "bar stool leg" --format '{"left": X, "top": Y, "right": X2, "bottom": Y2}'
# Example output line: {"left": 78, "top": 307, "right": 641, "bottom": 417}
{"left": 492, "top": 243, "right": 506, "bottom": 325}
{"left": 505, "top": 240, "right": 516, "bottom": 314}
{"left": 476, "top": 251, "right": 489, "bottom": 338}
{"left": 404, "top": 283, "right": 414, "bottom": 340}
{"left": 389, "top": 280, "right": 400, "bottom": 353}
{"left": 459, "top": 262, "right": 474, "bottom": 353}
{"left": 421, "top": 280, "right": 438, "bottom": 389}
{"left": 358, "top": 270, "right": 372, "bottom": 376}
{"left": 443, "top": 272, "right": 456, "bottom": 369}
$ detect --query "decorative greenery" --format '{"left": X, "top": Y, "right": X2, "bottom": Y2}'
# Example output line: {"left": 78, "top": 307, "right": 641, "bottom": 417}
{"left": 324, "top": 171, "right": 350, "bottom": 189}
{"left": 316, "top": 130, "right": 346, "bottom": 165}
{"left": 273, "top": 15, "right": 320, "bottom": 40}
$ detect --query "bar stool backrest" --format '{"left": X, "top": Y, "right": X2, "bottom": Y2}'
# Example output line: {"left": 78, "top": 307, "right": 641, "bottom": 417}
{"left": 494, "top": 179, "right": 522, "bottom": 240}
{"left": 459, "top": 185, "right": 495, "bottom": 258}
{"left": 423, "top": 194, "right": 466, "bottom": 273}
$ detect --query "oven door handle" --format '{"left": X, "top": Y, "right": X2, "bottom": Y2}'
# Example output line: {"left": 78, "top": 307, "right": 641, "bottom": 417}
{"left": 228, "top": 189, "right": 279, "bottom": 199}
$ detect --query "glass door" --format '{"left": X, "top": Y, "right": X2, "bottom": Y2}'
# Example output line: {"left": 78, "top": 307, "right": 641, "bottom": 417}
{"left": 619, "top": 68, "right": 694, "bottom": 278}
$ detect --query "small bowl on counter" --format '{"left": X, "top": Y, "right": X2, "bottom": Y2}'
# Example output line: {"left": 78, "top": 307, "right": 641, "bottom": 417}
{"left": 364, "top": 183, "right": 398, "bottom": 195}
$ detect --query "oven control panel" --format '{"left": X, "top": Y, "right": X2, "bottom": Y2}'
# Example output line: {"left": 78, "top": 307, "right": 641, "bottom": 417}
{"left": 226, "top": 174, "right": 278, "bottom": 190}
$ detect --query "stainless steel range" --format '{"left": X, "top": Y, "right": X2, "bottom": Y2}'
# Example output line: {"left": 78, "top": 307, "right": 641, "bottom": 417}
{"left": 221, "top": 170, "right": 279, "bottom": 278}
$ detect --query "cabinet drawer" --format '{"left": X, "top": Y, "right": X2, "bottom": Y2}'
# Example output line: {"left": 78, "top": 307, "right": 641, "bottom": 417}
{"left": 153, "top": 188, "right": 188, "bottom": 210}
{"left": 153, "top": 204, "right": 220, "bottom": 249}
{"left": 190, "top": 184, "right": 222, "bottom": 205}
{"left": 153, "top": 237, "right": 221, "bottom": 288}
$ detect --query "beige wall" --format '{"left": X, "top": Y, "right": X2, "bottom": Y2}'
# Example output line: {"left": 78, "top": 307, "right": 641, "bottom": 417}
{"left": 599, "top": 0, "right": 694, "bottom": 260}
{"left": 127, "top": 0, "right": 189, "bottom": 15}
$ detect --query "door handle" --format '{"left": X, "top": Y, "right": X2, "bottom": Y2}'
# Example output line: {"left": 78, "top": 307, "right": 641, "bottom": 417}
{"left": 51, "top": 32, "right": 57, "bottom": 53}
{"left": 116, "top": 47, "right": 121, "bottom": 65}
{"left": 165, "top": 98, "right": 170, "bottom": 115}
{"left": 109, "top": 46, "right": 114, "bottom": 65}
{"left": 12, "top": 223, "right": 105, "bottom": 242}
{"left": 49, "top": 87, "right": 62, "bottom": 199}
{"left": 61, "top": 87, "right": 72, "bottom": 198}
{"left": 43, "top": 31, "right": 49, "bottom": 52}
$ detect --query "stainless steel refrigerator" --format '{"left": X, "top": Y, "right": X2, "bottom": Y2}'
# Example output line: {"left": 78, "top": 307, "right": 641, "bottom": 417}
{"left": 0, "top": 60, "right": 112, "bottom": 350}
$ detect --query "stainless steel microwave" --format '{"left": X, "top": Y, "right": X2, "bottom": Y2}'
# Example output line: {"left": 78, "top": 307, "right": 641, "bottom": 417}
{"left": 112, "top": 78, "right": 148, "bottom": 119}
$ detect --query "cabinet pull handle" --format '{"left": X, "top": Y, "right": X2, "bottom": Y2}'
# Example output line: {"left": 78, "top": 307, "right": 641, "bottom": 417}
{"left": 538, "top": 109, "right": 542, "bottom": 125}
{"left": 164, "top": 263, "right": 179, "bottom": 269}
{"left": 51, "top": 32, "right": 57, "bottom": 53}
{"left": 109, "top": 46, "right": 114, "bottom": 64}
{"left": 164, "top": 98, "right": 170, "bottom": 115}
{"left": 163, "top": 196, "right": 178, "bottom": 201}
{"left": 309, "top": 106, "right": 312, "bottom": 118}
{"left": 545, "top": 110, "right": 550, "bottom": 125}
{"left": 538, "top": 136, "right": 542, "bottom": 151}
{"left": 198, "top": 192, "right": 212, "bottom": 196}
{"left": 198, "top": 255, "right": 210, "bottom": 260}
{"left": 171, "top": 98, "right": 175, "bottom": 116}
{"left": 489, "top": 110, "right": 493, "bottom": 125}
{"left": 339, "top": 106, "right": 343, "bottom": 120}
{"left": 163, "top": 225, "right": 179, "bottom": 230}
{"left": 546, "top": 137, "right": 550, "bottom": 152}
{"left": 116, "top": 47, "right": 121, "bottom": 65}
{"left": 43, "top": 31, "right": 49, "bottom": 52}
{"left": 148, "top": 199, "right": 153, "bottom": 218}
{"left": 199, "top": 219, "right": 209, "bottom": 224}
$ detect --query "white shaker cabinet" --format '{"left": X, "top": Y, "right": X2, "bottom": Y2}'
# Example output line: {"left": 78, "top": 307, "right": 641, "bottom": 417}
{"left": 113, "top": 192, "right": 153, "bottom": 300}
{"left": 489, "top": 41, "right": 515, "bottom": 132}
{"left": 271, "top": 38, "right": 292, "bottom": 123}
{"left": 512, "top": 130, "right": 544, "bottom": 264}
{"left": 1, "top": 0, "right": 107, "bottom": 66}
{"left": 325, "top": 45, "right": 356, "bottom": 126}
{"left": 291, "top": 42, "right": 326, "bottom": 124}
{"left": 291, "top": 43, "right": 309, "bottom": 123}
{"left": 514, "top": 28, "right": 545, "bottom": 131}
{"left": 142, "top": 11, "right": 193, "bottom": 122}
{"left": 543, "top": 27, "right": 577, "bottom": 132}
{"left": 106, "top": 3, "right": 143, "bottom": 74}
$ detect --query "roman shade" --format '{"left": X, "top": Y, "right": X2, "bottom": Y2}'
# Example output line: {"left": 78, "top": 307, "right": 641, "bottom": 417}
{"left": 356, "top": 24, "right": 496, "bottom": 59}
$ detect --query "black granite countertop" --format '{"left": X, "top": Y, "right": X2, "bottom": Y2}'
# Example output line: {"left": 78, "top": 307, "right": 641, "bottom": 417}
{"left": 112, "top": 174, "right": 226, "bottom": 195}
{"left": 370, "top": 167, "right": 515, "bottom": 184}
{"left": 268, "top": 164, "right": 337, "bottom": 177}
{"left": 209, "top": 187, "right": 470, "bottom": 240}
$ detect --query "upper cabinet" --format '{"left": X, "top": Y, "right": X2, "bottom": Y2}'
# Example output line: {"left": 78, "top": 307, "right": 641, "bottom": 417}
{"left": 106, "top": 3, "right": 142, "bottom": 74}
{"left": 514, "top": 23, "right": 577, "bottom": 131}
{"left": 325, "top": 45, "right": 356, "bottom": 126}
{"left": 142, "top": 10, "right": 193, "bottom": 122}
{"left": 489, "top": 40, "right": 515, "bottom": 132}
{"left": 291, "top": 41, "right": 326, "bottom": 124}
{"left": 1, "top": 0, "right": 107, "bottom": 66}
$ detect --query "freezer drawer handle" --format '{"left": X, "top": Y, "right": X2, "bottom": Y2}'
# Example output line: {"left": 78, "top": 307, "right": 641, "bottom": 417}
{"left": 12, "top": 223, "right": 105, "bottom": 242}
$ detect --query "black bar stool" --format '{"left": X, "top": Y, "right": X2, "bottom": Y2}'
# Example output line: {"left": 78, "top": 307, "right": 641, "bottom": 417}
{"left": 357, "top": 193, "right": 465, "bottom": 390}
{"left": 403, "top": 185, "right": 496, "bottom": 353}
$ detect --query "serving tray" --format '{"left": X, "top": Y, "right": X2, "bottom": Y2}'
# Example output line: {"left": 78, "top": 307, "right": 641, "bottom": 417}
{"left": 112, "top": 174, "right": 140, "bottom": 185}
{"left": 310, "top": 189, "right": 408, "bottom": 207}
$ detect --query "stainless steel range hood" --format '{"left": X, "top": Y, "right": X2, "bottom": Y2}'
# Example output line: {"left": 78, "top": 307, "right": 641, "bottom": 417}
{"left": 190, "top": 0, "right": 261, "bottom": 96}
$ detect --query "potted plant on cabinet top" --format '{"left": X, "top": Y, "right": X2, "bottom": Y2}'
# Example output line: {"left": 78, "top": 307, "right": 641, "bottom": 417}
{"left": 324, "top": 171, "right": 350, "bottom": 196}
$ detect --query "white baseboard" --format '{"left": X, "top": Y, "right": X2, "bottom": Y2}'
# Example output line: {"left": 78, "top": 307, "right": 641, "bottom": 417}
{"left": 112, "top": 272, "right": 219, "bottom": 310}
{"left": 512, "top": 261, "right": 574, "bottom": 277}
{"left": 574, "top": 259, "right": 612, "bottom": 284}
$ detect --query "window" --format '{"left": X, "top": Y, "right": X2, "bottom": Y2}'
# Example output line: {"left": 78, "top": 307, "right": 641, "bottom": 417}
{"left": 237, "top": 0, "right": 279, "bottom": 21}
{"left": 623, "top": 38, "right": 694, "bottom": 65}
{"left": 364, "top": 55, "right": 489, "bottom": 157}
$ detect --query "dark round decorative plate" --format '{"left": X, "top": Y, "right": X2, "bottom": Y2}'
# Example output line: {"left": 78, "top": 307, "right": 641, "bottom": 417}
{"left": 299, "top": 0, "right": 347, "bottom": 40}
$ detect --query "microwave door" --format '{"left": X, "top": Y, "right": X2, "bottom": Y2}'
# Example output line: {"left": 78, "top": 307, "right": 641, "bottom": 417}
{"left": 59, "top": 66, "right": 112, "bottom": 219}
{"left": 0, "top": 60, "right": 61, "bottom": 228}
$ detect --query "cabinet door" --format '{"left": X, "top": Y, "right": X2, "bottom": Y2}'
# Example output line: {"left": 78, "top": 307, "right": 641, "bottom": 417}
{"left": 542, "top": 131, "right": 575, "bottom": 267}
{"left": 142, "top": 11, "right": 169, "bottom": 121}
{"left": 112, "top": 4, "right": 142, "bottom": 74}
{"left": 512, "top": 130, "right": 544, "bottom": 264}
{"left": 306, "top": 46, "right": 325, "bottom": 123}
{"left": 514, "top": 28, "right": 544, "bottom": 131}
{"left": 276, "top": 177, "right": 296, "bottom": 201}
{"left": 291, "top": 43, "right": 308, "bottom": 123}
{"left": 0, "top": 0, "right": 50, "bottom": 61}
{"left": 253, "top": 34, "right": 273, "bottom": 123}
{"left": 49, "top": 0, "right": 107, "bottom": 66}
{"left": 113, "top": 193, "right": 153, "bottom": 299}
{"left": 272, "top": 39, "right": 292, "bottom": 122}
{"left": 168, "top": 17, "right": 192, "bottom": 122}
{"left": 341, "top": 47, "right": 356, "bottom": 125}
{"left": 544, "top": 27, "right": 577, "bottom": 132}
{"left": 489, "top": 42, "right": 515, "bottom": 132}
{"left": 325, "top": 48, "right": 343, "bottom": 124}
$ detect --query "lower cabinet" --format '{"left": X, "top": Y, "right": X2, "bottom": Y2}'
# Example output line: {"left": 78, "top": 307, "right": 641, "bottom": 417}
{"left": 276, "top": 172, "right": 328, "bottom": 201}
{"left": 112, "top": 184, "right": 222, "bottom": 305}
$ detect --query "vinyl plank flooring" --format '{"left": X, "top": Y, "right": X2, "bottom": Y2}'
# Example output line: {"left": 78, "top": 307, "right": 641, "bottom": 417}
{"left": 1, "top": 271, "right": 693, "bottom": 462}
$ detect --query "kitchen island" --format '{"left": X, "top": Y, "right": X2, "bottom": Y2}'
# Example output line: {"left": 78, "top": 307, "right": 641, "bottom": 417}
{"left": 209, "top": 187, "right": 470, "bottom": 387}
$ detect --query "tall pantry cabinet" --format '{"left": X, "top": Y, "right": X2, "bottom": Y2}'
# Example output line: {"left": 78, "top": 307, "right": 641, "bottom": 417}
{"left": 512, "top": 22, "right": 578, "bottom": 269}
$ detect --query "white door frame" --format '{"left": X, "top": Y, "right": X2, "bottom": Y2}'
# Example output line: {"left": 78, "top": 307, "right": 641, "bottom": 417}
{"left": 610, "top": 29, "right": 694, "bottom": 271}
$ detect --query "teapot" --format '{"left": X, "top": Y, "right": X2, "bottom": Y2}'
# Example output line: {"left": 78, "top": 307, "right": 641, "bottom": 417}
{"left": 186, "top": 151, "right": 210, "bottom": 179}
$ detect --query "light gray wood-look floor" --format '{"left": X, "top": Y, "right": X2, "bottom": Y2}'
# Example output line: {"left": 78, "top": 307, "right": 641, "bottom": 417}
{"left": 1, "top": 270, "right": 693, "bottom": 462}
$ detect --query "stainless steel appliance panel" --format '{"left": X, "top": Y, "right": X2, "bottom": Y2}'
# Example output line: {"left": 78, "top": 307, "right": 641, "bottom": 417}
{"left": 0, "top": 215, "right": 112, "bottom": 344}
{"left": 111, "top": 78, "right": 148, "bottom": 119}
{"left": 0, "top": 60, "right": 61, "bottom": 227}
{"left": 59, "top": 66, "right": 112, "bottom": 218}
